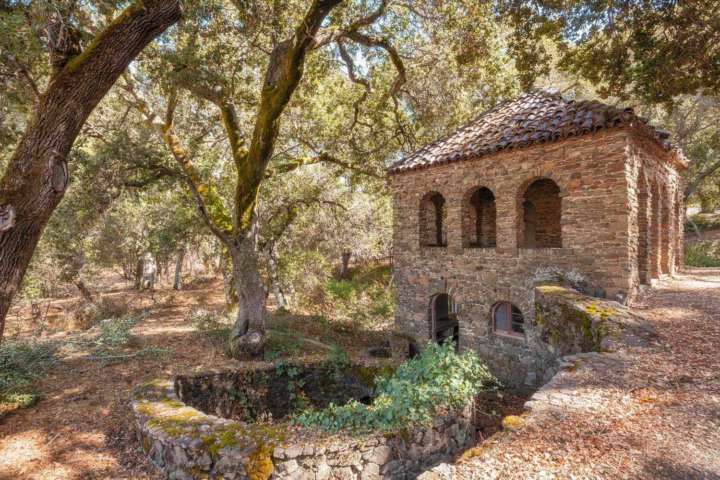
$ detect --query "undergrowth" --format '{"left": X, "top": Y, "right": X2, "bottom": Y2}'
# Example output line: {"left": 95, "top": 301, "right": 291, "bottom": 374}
{"left": 0, "top": 339, "right": 58, "bottom": 411}
{"left": 685, "top": 213, "right": 720, "bottom": 232}
{"left": 685, "top": 241, "right": 720, "bottom": 267}
{"left": 186, "top": 307, "right": 232, "bottom": 342}
{"left": 294, "top": 342, "right": 498, "bottom": 433}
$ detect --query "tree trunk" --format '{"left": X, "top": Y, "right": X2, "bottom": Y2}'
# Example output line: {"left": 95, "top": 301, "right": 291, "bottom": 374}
{"left": 75, "top": 280, "right": 94, "bottom": 304}
{"left": 228, "top": 233, "right": 267, "bottom": 358}
{"left": 173, "top": 247, "right": 185, "bottom": 290}
{"left": 134, "top": 258, "right": 143, "bottom": 291}
{"left": 268, "top": 246, "right": 287, "bottom": 309}
{"left": 0, "top": 0, "right": 182, "bottom": 342}
{"left": 338, "top": 250, "right": 352, "bottom": 280}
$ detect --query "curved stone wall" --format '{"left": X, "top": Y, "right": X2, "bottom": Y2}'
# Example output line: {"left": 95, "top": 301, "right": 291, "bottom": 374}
{"left": 131, "top": 371, "right": 476, "bottom": 479}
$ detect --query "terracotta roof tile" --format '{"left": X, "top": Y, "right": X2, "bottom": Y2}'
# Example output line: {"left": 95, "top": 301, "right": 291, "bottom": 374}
{"left": 388, "top": 89, "right": 679, "bottom": 173}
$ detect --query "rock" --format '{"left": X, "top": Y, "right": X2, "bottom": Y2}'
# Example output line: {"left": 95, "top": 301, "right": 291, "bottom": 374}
{"left": 316, "top": 463, "right": 332, "bottom": 480}
{"left": 331, "top": 466, "right": 355, "bottom": 480}
{"left": 284, "top": 444, "right": 304, "bottom": 459}
{"left": 276, "top": 459, "right": 299, "bottom": 475}
{"left": 362, "top": 445, "right": 392, "bottom": 465}
{"left": 360, "top": 462, "right": 380, "bottom": 480}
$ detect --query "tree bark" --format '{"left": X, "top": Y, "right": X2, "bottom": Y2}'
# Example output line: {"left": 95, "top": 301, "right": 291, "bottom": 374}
{"left": 75, "top": 280, "right": 94, "bottom": 304}
{"left": 0, "top": 0, "right": 182, "bottom": 342}
{"left": 268, "top": 245, "right": 287, "bottom": 309}
{"left": 338, "top": 250, "right": 352, "bottom": 280}
{"left": 173, "top": 247, "right": 185, "bottom": 290}
{"left": 228, "top": 229, "right": 267, "bottom": 357}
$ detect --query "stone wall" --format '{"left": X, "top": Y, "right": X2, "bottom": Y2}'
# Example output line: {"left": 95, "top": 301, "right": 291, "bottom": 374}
{"left": 389, "top": 128, "right": 683, "bottom": 387}
{"left": 132, "top": 372, "right": 476, "bottom": 480}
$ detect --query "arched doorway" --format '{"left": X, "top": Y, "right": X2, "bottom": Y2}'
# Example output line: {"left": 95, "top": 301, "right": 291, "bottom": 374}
{"left": 429, "top": 293, "right": 458, "bottom": 351}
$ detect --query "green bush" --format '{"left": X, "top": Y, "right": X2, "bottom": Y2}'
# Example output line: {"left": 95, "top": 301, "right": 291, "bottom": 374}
{"left": 0, "top": 339, "right": 58, "bottom": 409}
{"left": 186, "top": 308, "right": 231, "bottom": 341}
{"left": 322, "top": 264, "right": 394, "bottom": 326}
{"left": 685, "top": 241, "right": 720, "bottom": 267}
{"left": 294, "top": 342, "right": 498, "bottom": 433}
{"left": 685, "top": 213, "right": 720, "bottom": 232}
{"left": 98, "top": 313, "right": 141, "bottom": 348}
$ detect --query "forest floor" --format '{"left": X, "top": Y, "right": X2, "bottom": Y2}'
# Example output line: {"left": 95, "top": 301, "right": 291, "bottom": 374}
{"left": 1, "top": 269, "right": 719, "bottom": 479}
{"left": 425, "top": 268, "right": 720, "bottom": 480}
{"left": 0, "top": 276, "right": 391, "bottom": 480}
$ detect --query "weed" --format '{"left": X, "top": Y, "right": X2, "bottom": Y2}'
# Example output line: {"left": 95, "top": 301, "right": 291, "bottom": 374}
{"left": 685, "top": 241, "right": 720, "bottom": 267}
{"left": 0, "top": 339, "right": 57, "bottom": 412}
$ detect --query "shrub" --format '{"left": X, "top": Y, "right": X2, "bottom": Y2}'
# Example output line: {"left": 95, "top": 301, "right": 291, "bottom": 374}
{"left": 294, "top": 342, "right": 498, "bottom": 432}
{"left": 685, "top": 213, "right": 720, "bottom": 232}
{"left": 186, "top": 308, "right": 231, "bottom": 341}
{"left": 70, "top": 296, "right": 131, "bottom": 330}
{"left": 0, "top": 339, "right": 58, "bottom": 410}
{"left": 98, "top": 314, "right": 140, "bottom": 348}
{"left": 685, "top": 241, "right": 720, "bottom": 267}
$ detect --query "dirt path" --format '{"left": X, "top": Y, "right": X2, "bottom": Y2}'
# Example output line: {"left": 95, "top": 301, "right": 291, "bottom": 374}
{"left": 424, "top": 268, "right": 720, "bottom": 480}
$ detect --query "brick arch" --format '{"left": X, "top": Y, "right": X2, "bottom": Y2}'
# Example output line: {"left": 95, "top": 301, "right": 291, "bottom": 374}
{"left": 516, "top": 176, "right": 563, "bottom": 248}
{"left": 419, "top": 191, "right": 447, "bottom": 247}
{"left": 461, "top": 186, "right": 497, "bottom": 248}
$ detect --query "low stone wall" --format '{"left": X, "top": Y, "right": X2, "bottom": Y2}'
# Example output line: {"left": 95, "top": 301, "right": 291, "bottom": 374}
{"left": 131, "top": 372, "right": 475, "bottom": 479}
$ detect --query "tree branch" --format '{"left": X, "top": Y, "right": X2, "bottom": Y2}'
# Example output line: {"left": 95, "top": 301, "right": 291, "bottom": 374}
{"left": 233, "top": 0, "right": 343, "bottom": 234}
{"left": 121, "top": 78, "right": 234, "bottom": 245}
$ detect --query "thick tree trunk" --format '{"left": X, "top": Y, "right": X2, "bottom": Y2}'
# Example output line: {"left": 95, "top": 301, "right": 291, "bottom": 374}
{"left": 228, "top": 232, "right": 267, "bottom": 358}
{"left": 173, "top": 247, "right": 185, "bottom": 290}
{"left": 0, "top": 0, "right": 182, "bottom": 342}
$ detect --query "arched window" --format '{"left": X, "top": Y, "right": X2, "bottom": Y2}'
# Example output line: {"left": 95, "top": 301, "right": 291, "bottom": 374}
{"left": 419, "top": 192, "right": 447, "bottom": 247}
{"left": 493, "top": 302, "right": 524, "bottom": 336}
{"left": 463, "top": 187, "right": 496, "bottom": 248}
{"left": 519, "top": 178, "right": 561, "bottom": 248}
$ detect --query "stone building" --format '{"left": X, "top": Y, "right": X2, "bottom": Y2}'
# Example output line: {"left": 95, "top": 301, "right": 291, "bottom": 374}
{"left": 388, "top": 90, "right": 686, "bottom": 386}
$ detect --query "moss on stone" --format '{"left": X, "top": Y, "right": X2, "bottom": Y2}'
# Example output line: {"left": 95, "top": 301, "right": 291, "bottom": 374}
{"left": 501, "top": 415, "right": 524, "bottom": 430}
{"left": 146, "top": 409, "right": 203, "bottom": 437}
{"left": 245, "top": 442, "right": 274, "bottom": 480}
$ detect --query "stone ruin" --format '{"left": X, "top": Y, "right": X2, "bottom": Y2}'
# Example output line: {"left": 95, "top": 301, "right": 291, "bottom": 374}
{"left": 132, "top": 363, "right": 476, "bottom": 479}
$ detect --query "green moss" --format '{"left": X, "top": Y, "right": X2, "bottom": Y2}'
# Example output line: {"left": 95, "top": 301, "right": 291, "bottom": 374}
{"left": 160, "top": 398, "right": 184, "bottom": 408}
{"left": 245, "top": 442, "right": 274, "bottom": 480}
{"left": 146, "top": 409, "right": 203, "bottom": 437}
{"left": 63, "top": 2, "right": 145, "bottom": 73}
{"left": 502, "top": 415, "right": 524, "bottom": 430}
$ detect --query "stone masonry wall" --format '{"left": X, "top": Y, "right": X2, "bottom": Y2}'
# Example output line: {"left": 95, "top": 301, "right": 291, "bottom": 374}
{"left": 390, "top": 128, "right": 684, "bottom": 388}
{"left": 132, "top": 375, "right": 476, "bottom": 480}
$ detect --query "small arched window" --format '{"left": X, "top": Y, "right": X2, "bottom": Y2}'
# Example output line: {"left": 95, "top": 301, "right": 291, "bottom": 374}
{"left": 463, "top": 187, "right": 496, "bottom": 248}
{"left": 493, "top": 302, "right": 524, "bottom": 336}
{"left": 419, "top": 192, "right": 447, "bottom": 247}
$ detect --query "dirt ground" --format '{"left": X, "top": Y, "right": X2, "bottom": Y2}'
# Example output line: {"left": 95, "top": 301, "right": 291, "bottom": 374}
{"left": 1, "top": 269, "right": 719, "bottom": 479}
{"left": 431, "top": 268, "right": 720, "bottom": 479}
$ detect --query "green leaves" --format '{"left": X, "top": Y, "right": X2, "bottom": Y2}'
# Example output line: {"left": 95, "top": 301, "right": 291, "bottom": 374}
{"left": 293, "top": 341, "right": 498, "bottom": 432}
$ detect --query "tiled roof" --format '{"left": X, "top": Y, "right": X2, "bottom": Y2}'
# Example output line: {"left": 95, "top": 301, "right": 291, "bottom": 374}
{"left": 389, "top": 89, "right": 679, "bottom": 173}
